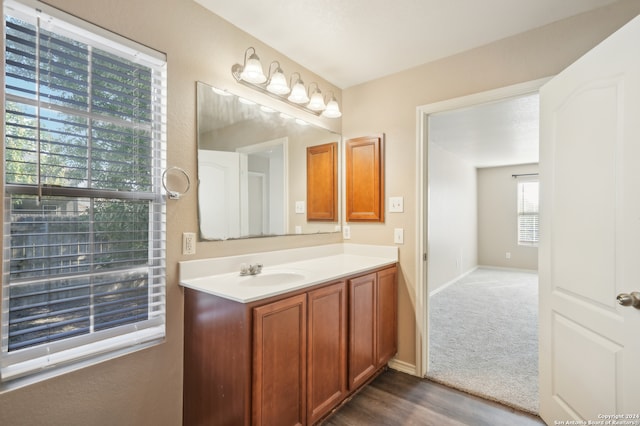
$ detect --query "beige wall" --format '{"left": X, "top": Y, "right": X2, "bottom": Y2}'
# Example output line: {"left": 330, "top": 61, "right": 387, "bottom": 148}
{"left": 341, "top": 0, "right": 640, "bottom": 367}
{"left": 2, "top": 0, "right": 640, "bottom": 424}
{"left": 427, "top": 143, "right": 478, "bottom": 294}
{"left": 0, "top": 0, "right": 341, "bottom": 425}
{"left": 478, "top": 164, "right": 539, "bottom": 270}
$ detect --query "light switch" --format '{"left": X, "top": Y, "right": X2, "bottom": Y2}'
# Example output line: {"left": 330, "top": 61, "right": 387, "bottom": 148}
{"left": 343, "top": 225, "right": 351, "bottom": 240}
{"left": 394, "top": 228, "right": 404, "bottom": 244}
{"left": 389, "top": 196, "right": 404, "bottom": 213}
{"left": 295, "top": 201, "right": 305, "bottom": 214}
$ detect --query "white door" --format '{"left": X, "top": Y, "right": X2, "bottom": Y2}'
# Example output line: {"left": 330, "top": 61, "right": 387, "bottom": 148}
{"left": 197, "top": 150, "right": 241, "bottom": 240}
{"left": 539, "top": 15, "right": 640, "bottom": 423}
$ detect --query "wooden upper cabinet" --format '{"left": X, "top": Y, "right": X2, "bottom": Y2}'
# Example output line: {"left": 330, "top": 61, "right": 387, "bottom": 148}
{"left": 345, "top": 135, "right": 384, "bottom": 222}
{"left": 307, "top": 142, "right": 338, "bottom": 221}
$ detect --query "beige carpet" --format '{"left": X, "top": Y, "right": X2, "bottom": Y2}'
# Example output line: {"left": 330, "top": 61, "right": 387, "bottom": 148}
{"left": 427, "top": 267, "right": 539, "bottom": 414}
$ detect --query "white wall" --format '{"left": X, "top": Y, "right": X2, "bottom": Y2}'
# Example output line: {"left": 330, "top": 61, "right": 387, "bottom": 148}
{"left": 478, "top": 164, "right": 539, "bottom": 270}
{"left": 427, "top": 142, "right": 478, "bottom": 293}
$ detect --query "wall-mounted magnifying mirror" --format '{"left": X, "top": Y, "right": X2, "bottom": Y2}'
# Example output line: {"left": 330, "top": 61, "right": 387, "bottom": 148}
{"left": 196, "top": 81, "right": 341, "bottom": 240}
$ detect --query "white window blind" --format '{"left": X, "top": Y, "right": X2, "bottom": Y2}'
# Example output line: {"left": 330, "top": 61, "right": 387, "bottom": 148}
{"left": 517, "top": 180, "right": 539, "bottom": 246}
{"left": 2, "top": 0, "right": 167, "bottom": 384}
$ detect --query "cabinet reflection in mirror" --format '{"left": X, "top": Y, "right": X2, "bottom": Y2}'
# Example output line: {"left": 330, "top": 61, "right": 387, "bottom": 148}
{"left": 196, "top": 81, "right": 342, "bottom": 240}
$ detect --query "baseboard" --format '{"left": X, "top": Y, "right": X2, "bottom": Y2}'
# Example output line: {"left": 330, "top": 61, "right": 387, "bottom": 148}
{"left": 476, "top": 264, "right": 537, "bottom": 274}
{"left": 388, "top": 358, "right": 418, "bottom": 376}
{"left": 428, "top": 266, "right": 478, "bottom": 297}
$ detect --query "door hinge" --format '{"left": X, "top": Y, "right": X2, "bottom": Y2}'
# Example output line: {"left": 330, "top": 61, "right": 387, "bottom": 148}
{"left": 423, "top": 253, "right": 427, "bottom": 261}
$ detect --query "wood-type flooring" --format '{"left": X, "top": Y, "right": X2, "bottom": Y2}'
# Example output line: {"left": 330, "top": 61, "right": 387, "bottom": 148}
{"left": 321, "top": 369, "right": 545, "bottom": 426}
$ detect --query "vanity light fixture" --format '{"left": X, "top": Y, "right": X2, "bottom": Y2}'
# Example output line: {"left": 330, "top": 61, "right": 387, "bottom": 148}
{"left": 322, "top": 93, "right": 342, "bottom": 118}
{"left": 265, "top": 61, "right": 290, "bottom": 95}
{"left": 238, "top": 47, "right": 267, "bottom": 84}
{"left": 288, "top": 73, "right": 309, "bottom": 104}
{"left": 307, "top": 83, "right": 326, "bottom": 111}
{"left": 231, "top": 47, "right": 341, "bottom": 118}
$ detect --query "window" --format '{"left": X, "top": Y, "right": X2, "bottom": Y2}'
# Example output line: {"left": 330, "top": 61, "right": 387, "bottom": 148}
{"left": 517, "top": 180, "right": 539, "bottom": 246}
{"left": 2, "top": 0, "right": 167, "bottom": 385}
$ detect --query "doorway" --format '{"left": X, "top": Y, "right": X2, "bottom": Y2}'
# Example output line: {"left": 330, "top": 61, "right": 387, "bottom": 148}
{"left": 415, "top": 78, "right": 549, "bottom": 412}
{"left": 236, "top": 137, "right": 288, "bottom": 236}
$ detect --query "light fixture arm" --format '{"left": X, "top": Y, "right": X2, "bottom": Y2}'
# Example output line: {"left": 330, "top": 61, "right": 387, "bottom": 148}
{"left": 243, "top": 47, "right": 257, "bottom": 67}
{"left": 289, "top": 72, "right": 303, "bottom": 87}
{"left": 267, "top": 61, "right": 282, "bottom": 78}
{"left": 307, "top": 81, "right": 320, "bottom": 96}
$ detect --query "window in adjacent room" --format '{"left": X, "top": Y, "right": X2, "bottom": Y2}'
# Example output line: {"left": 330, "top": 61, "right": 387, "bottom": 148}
{"left": 2, "top": 0, "right": 167, "bottom": 386}
{"left": 517, "top": 180, "right": 539, "bottom": 246}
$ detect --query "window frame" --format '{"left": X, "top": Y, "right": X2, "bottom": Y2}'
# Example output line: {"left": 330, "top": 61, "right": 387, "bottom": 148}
{"left": 1, "top": 0, "right": 167, "bottom": 389}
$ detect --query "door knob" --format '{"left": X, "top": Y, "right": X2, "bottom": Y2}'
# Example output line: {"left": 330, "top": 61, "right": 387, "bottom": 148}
{"left": 617, "top": 292, "right": 640, "bottom": 309}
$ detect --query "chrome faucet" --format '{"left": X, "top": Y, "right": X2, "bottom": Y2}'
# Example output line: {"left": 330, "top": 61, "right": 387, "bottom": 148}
{"left": 240, "top": 263, "right": 263, "bottom": 276}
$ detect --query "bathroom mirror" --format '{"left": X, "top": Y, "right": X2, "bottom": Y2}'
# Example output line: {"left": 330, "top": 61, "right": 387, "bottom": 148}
{"left": 196, "top": 81, "right": 341, "bottom": 240}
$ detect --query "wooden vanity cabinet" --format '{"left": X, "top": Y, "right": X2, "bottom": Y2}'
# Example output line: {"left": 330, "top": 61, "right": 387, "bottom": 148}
{"left": 348, "top": 266, "right": 398, "bottom": 390}
{"left": 307, "top": 281, "right": 348, "bottom": 424}
{"left": 253, "top": 294, "right": 307, "bottom": 426}
{"left": 183, "top": 265, "right": 396, "bottom": 426}
{"left": 376, "top": 266, "right": 398, "bottom": 366}
{"left": 348, "top": 272, "right": 378, "bottom": 389}
{"left": 183, "top": 289, "right": 252, "bottom": 426}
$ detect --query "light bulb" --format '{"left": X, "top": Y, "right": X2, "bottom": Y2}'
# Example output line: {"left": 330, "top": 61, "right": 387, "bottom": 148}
{"left": 240, "top": 52, "right": 266, "bottom": 84}
{"left": 307, "top": 90, "right": 326, "bottom": 111}
{"left": 322, "top": 97, "right": 342, "bottom": 118}
{"left": 288, "top": 80, "right": 309, "bottom": 104}
{"left": 266, "top": 69, "right": 290, "bottom": 95}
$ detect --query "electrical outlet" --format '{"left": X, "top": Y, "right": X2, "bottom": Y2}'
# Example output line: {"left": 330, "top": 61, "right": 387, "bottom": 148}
{"left": 183, "top": 232, "right": 196, "bottom": 255}
{"left": 506, "top": 252, "right": 511, "bottom": 259}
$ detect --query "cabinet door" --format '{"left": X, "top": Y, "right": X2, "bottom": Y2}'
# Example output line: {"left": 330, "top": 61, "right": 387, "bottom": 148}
{"left": 345, "top": 135, "right": 385, "bottom": 222}
{"left": 253, "top": 294, "right": 307, "bottom": 426}
{"left": 376, "top": 267, "right": 397, "bottom": 366}
{"left": 307, "top": 142, "right": 338, "bottom": 221}
{"left": 307, "top": 281, "right": 347, "bottom": 424}
{"left": 348, "top": 272, "right": 377, "bottom": 390}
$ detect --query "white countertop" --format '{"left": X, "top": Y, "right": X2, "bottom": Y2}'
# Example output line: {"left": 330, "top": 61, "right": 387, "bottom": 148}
{"left": 179, "top": 244, "right": 398, "bottom": 303}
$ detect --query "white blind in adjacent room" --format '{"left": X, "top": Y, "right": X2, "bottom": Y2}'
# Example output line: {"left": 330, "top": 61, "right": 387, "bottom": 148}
{"left": 517, "top": 180, "right": 539, "bottom": 246}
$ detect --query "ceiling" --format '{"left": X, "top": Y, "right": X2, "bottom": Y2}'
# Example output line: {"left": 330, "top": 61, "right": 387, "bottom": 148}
{"left": 195, "top": 0, "right": 616, "bottom": 89}
{"left": 429, "top": 93, "right": 540, "bottom": 168}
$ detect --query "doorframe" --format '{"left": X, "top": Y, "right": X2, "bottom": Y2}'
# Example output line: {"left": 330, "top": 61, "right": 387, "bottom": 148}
{"left": 414, "top": 77, "right": 551, "bottom": 377}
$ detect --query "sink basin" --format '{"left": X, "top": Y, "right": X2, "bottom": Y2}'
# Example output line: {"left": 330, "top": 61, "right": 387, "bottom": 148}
{"left": 236, "top": 270, "right": 306, "bottom": 287}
